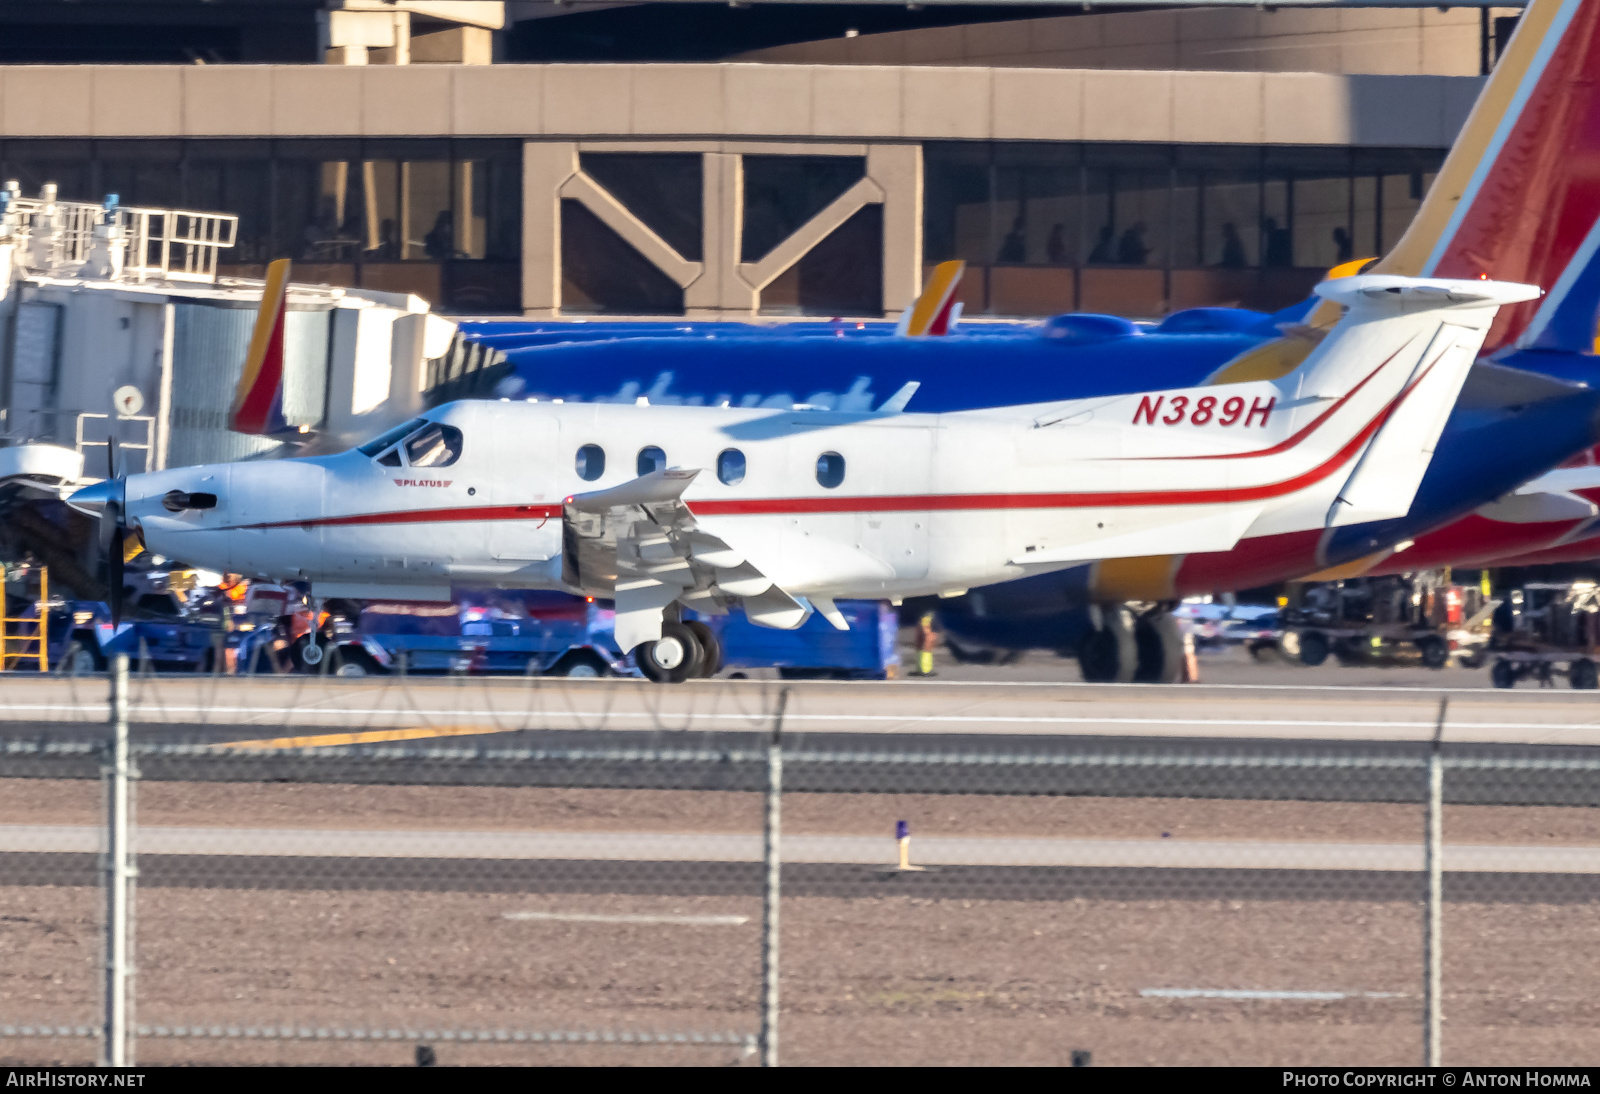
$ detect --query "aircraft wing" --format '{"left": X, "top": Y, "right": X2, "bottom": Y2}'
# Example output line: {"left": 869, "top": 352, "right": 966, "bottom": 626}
{"left": 562, "top": 468, "right": 811, "bottom": 653}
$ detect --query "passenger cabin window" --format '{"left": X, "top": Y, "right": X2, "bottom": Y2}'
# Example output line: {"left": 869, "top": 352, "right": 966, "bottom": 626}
{"left": 816, "top": 451, "right": 846, "bottom": 489}
{"left": 576, "top": 444, "right": 605, "bottom": 481}
{"left": 717, "top": 448, "right": 746, "bottom": 486}
{"left": 357, "top": 418, "right": 426, "bottom": 457}
{"left": 405, "top": 423, "right": 464, "bottom": 468}
{"left": 638, "top": 446, "right": 666, "bottom": 477}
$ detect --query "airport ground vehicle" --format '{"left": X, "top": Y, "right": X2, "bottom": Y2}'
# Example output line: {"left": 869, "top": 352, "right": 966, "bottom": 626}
{"left": 1484, "top": 582, "right": 1600, "bottom": 688}
{"left": 1172, "top": 601, "right": 1280, "bottom": 651}
{"left": 1277, "top": 575, "right": 1495, "bottom": 670}
{"left": 318, "top": 591, "right": 897, "bottom": 679}
{"left": 692, "top": 598, "right": 900, "bottom": 680}
{"left": 48, "top": 595, "right": 226, "bottom": 673}
{"left": 322, "top": 591, "right": 631, "bottom": 678}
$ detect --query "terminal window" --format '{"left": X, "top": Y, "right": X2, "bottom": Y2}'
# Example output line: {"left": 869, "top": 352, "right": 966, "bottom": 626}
{"left": 925, "top": 141, "right": 1444, "bottom": 320}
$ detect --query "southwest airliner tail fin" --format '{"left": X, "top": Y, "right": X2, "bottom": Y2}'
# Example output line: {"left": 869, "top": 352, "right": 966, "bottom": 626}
{"left": 896, "top": 260, "right": 965, "bottom": 336}
{"left": 1297, "top": 276, "right": 1541, "bottom": 527}
{"left": 1313, "top": 0, "right": 1600, "bottom": 356}
{"left": 230, "top": 257, "right": 291, "bottom": 436}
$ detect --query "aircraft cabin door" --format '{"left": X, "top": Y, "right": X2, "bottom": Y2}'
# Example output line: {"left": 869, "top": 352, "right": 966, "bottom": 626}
{"left": 489, "top": 409, "right": 562, "bottom": 563}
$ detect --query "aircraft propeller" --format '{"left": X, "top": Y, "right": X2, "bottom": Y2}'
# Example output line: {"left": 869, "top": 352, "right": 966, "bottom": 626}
{"left": 99, "top": 438, "right": 130, "bottom": 627}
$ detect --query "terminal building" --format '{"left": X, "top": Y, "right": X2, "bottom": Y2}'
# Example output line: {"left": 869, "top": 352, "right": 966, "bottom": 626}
{"left": 0, "top": 1, "right": 1519, "bottom": 324}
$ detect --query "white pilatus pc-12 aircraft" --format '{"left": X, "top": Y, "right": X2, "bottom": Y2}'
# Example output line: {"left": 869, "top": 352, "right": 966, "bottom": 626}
{"left": 70, "top": 273, "right": 1537, "bottom": 681}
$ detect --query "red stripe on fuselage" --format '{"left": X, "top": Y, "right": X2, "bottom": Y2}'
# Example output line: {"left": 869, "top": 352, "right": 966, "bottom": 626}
{"left": 237, "top": 503, "right": 562, "bottom": 531}
{"left": 229, "top": 358, "right": 1429, "bottom": 532}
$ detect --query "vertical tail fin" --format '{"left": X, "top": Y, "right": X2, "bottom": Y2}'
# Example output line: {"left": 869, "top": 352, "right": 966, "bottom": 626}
{"left": 896, "top": 260, "right": 965, "bottom": 336}
{"left": 230, "top": 258, "right": 291, "bottom": 435}
{"left": 1301, "top": 276, "right": 1541, "bottom": 527}
{"left": 1304, "top": 0, "right": 1600, "bottom": 356}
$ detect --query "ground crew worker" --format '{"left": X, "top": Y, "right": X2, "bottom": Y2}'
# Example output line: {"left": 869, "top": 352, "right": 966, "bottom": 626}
{"left": 914, "top": 612, "right": 938, "bottom": 677}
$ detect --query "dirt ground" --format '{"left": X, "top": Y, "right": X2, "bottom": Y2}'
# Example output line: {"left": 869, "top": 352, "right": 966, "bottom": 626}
{"left": 4, "top": 779, "right": 1600, "bottom": 846}
{"left": 4, "top": 884, "right": 1600, "bottom": 1067}
{"left": 5, "top": 779, "right": 1600, "bottom": 1066}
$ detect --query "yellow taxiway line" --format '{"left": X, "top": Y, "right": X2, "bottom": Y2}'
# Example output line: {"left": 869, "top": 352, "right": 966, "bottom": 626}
{"left": 220, "top": 724, "right": 521, "bottom": 750}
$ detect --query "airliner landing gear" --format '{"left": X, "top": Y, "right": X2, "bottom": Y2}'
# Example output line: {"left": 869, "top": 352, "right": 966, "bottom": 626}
{"left": 1134, "top": 609, "right": 1185, "bottom": 683}
{"left": 1079, "top": 604, "right": 1186, "bottom": 684}
{"left": 1078, "top": 606, "right": 1137, "bottom": 683}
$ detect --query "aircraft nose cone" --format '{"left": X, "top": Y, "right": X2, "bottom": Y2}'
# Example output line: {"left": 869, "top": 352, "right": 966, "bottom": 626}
{"left": 67, "top": 480, "right": 113, "bottom": 516}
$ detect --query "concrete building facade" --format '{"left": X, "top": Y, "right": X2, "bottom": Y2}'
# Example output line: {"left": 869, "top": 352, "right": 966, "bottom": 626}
{"left": 0, "top": 60, "right": 1478, "bottom": 319}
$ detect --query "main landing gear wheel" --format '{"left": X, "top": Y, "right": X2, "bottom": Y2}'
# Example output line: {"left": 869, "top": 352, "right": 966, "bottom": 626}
{"left": 1078, "top": 607, "right": 1137, "bottom": 684}
{"left": 637, "top": 621, "right": 703, "bottom": 684}
{"left": 1134, "top": 611, "right": 1185, "bottom": 683}
{"left": 1297, "top": 630, "right": 1331, "bottom": 667}
{"left": 684, "top": 621, "right": 722, "bottom": 678}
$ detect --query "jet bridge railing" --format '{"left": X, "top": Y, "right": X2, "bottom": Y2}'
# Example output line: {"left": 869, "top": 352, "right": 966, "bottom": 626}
{"left": 1, "top": 184, "right": 237, "bottom": 283}
{"left": 121, "top": 207, "right": 238, "bottom": 285}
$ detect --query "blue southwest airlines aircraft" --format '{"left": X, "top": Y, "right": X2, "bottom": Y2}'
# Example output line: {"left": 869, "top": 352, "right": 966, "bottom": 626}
{"left": 212, "top": 0, "right": 1600, "bottom": 682}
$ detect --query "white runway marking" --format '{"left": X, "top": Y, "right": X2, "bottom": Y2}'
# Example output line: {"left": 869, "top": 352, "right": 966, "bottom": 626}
{"left": 7, "top": 702, "right": 1600, "bottom": 737}
{"left": 5, "top": 825, "right": 1599, "bottom": 872}
{"left": 502, "top": 912, "right": 749, "bottom": 926}
{"left": 1140, "top": 989, "right": 1405, "bottom": 1001}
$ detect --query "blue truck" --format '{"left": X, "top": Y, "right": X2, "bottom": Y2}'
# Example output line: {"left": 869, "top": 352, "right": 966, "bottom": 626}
{"left": 332, "top": 590, "right": 629, "bottom": 677}
{"left": 326, "top": 590, "right": 900, "bottom": 679}
{"left": 48, "top": 596, "right": 226, "bottom": 673}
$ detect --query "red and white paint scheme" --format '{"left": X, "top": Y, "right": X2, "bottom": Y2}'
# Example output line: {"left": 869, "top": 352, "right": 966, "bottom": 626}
{"left": 70, "top": 276, "right": 1535, "bottom": 658}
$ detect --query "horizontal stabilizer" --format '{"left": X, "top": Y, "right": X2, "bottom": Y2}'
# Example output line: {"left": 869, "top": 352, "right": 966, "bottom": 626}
{"left": 1476, "top": 490, "right": 1600, "bottom": 525}
{"left": 1455, "top": 359, "right": 1589, "bottom": 410}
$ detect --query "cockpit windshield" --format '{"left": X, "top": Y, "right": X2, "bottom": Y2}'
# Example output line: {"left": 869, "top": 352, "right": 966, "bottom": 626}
{"left": 356, "top": 418, "right": 426, "bottom": 457}
{"left": 405, "top": 423, "right": 464, "bottom": 468}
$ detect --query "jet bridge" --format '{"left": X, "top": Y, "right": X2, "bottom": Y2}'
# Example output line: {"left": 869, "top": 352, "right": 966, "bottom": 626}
{"left": 0, "top": 181, "right": 460, "bottom": 594}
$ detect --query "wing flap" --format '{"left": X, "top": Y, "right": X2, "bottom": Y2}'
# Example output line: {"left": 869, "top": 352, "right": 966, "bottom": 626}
{"left": 561, "top": 469, "right": 805, "bottom": 650}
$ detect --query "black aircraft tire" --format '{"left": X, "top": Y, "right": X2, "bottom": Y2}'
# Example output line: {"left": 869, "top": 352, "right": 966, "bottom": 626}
{"left": 1298, "top": 630, "right": 1331, "bottom": 667}
{"left": 1079, "top": 608, "right": 1137, "bottom": 684}
{"left": 684, "top": 621, "right": 722, "bottom": 678}
{"left": 637, "top": 622, "right": 702, "bottom": 684}
{"left": 1134, "top": 611, "right": 1185, "bottom": 683}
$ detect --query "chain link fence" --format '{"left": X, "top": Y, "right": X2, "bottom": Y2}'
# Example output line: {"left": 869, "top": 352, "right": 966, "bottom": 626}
{"left": 3, "top": 663, "right": 1600, "bottom": 1065}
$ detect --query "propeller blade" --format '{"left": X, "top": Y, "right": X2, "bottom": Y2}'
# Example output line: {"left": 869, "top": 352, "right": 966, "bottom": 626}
{"left": 99, "top": 470, "right": 129, "bottom": 626}
{"left": 108, "top": 523, "right": 126, "bottom": 628}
